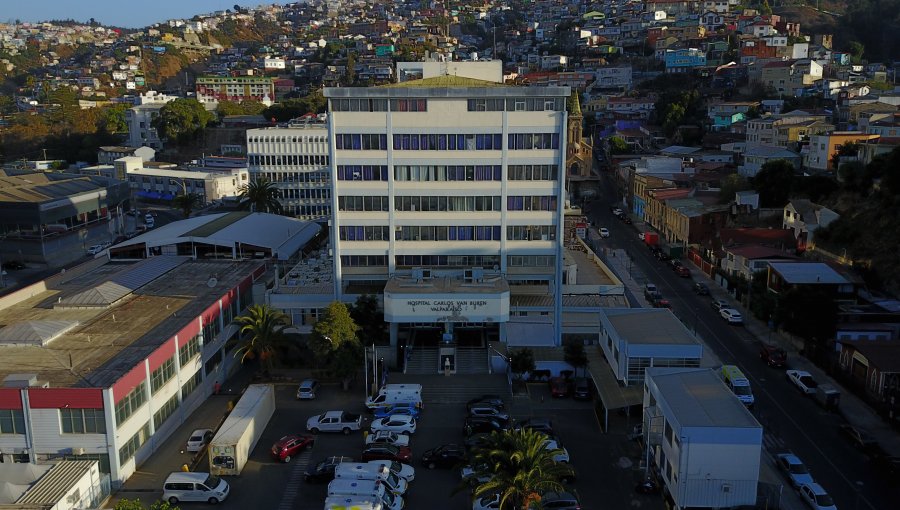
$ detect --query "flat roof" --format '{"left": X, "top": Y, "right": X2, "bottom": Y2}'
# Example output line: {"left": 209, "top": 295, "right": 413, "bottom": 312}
{"left": 648, "top": 368, "right": 761, "bottom": 428}
{"left": 565, "top": 248, "right": 618, "bottom": 286}
{"left": 0, "top": 173, "right": 111, "bottom": 204}
{"left": 602, "top": 308, "right": 701, "bottom": 346}
{"left": 769, "top": 262, "right": 849, "bottom": 285}
{"left": 0, "top": 258, "right": 264, "bottom": 388}
{"left": 384, "top": 274, "right": 510, "bottom": 295}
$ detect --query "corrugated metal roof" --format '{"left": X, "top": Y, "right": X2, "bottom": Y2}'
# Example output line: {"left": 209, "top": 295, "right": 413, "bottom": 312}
{"left": 769, "top": 262, "right": 849, "bottom": 285}
{"left": 16, "top": 460, "right": 97, "bottom": 504}
{"left": 57, "top": 256, "right": 190, "bottom": 307}
{"left": 0, "top": 321, "right": 80, "bottom": 347}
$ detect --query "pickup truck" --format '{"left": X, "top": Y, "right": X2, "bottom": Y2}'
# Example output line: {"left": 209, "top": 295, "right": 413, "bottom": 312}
{"left": 307, "top": 410, "right": 363, "bottom": 435}
{"left": 786, "top": 370, "right": 818, "bottom": 394}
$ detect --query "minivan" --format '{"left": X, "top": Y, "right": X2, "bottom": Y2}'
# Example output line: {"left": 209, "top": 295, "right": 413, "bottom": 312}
{"left": 296, "top": 378, "right": 320, "bottom": 400}
{"left": 163, "top": 472, "right": 229, "bottom": 505}
{"left": 328, "top": 479, "right": 403, "bottom": 510}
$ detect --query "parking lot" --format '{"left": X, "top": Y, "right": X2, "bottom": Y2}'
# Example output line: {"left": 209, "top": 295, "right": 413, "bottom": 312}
{"left": 112, "top": 373, "right": 665, "bottom": 510}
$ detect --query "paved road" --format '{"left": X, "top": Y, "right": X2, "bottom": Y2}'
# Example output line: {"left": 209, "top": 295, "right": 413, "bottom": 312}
{"left": 586, "top": 174, "right": 898, "bottom": 510}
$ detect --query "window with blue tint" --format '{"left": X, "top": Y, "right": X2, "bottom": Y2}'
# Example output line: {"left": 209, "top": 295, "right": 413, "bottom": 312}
{"left": 493, "top": 166, "right": 502, "bottom": 180}
{"left": 507, "top": 133, "right": 561, "bottom": 150}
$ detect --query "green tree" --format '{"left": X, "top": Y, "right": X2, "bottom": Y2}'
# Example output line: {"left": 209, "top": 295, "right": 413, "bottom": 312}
{"left": 345, "top": 53, "right": 356, "bottom": 85}
{"left": 350, "top": 294, "right": 388, "bottom": 345}
{"left": 114, "top": 498, "right": 179, "bottom": 510}
{"left": 563, "top": 341, "right": 588, "bottom": 378}
{"left": 509, "top": 348, "right": 535, "bottom": 380}
{"left": 262, "top": 90, "right": 326, "bottom": 122}
{"left": 234, "top": 304, "right": 289, "bottom": 374}
{"left": 719, "top": 173, "right": 752, "bottom": 203}
{"left": 216, "top": 99, "right": 267, "bottom": 117}
{"left": 172, "top": 193, "right": 202, "bottom": 218}
{"left": 152, "top": 98, "right": 215, "bottom": 144}
{"left": 467, "top": 428, "right": 575, "bottom": 510}
{"left": 310, "top": 301, "right": 361, "bottom": 363}
{"left": 608, "top": 136, "right": 629, "bottom": 154}
{"left": 101, "top": 104, "right": 129, "bottom": 134}
{"left": 848, "top": 41, "right": 865, "bottom": 64}
{"left": 238, "top": 177, "right": 283, "bottom": 214}
{"left": 751, "top": 160, "right": 795, "bottom": 207}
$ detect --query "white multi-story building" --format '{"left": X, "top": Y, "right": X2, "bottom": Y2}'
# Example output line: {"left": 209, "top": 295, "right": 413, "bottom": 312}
{"left": 643, "top": 368, "right": 762, "bottom": 509}
{"left": 269, "top": 75, "right": 571, "bottom": 369}
{"left": 117, "top": 156, "right": 249, "bottom": 204}
{"left": 247, "top": 118, "right": 331, "bottom": 221}
{"left": 125, "top": 91, "right": 179, "bottom": 149}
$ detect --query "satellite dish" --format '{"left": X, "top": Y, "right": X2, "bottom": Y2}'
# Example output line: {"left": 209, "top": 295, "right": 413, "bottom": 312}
{"left": 207, "top": 277, "right": 218, "bottom": 288}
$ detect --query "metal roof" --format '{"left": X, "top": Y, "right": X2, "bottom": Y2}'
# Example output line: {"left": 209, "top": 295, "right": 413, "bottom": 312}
{"left": 648, "top": 368, "right": 761, "bottom": 428}
{"left": 57, "top": 256, "right": 190, "bottom": 307}
{"left": 768, "top": 262, "right": 849, "bottom": 285}
{"left": 0, "top": 464, "right": 52, "bottom": 504}
{"left": 602, "top": 308, "right": 701, "bottom": 346}
{"left": 15, "top": 461, "right": 97, "bottom": 505}
{"left": 0, "top": 320, "right": 79, "bottom": 347}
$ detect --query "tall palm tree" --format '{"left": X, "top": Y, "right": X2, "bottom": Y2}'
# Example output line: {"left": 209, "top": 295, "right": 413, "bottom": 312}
{"left": 238, "top": 177, "right": 283, "bottom": 214}
{"left": 467, "top": 429, "right": 574, "bottom": 510}
{"left": 234, "top": 304, "right": 289, "bottom": 374}
{"left": 172, "top": 192, "right": 201, "bottom": 218}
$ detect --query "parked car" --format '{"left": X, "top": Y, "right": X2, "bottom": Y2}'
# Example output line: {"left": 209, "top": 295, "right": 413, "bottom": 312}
{"left": 786, "top": 370, "right": 818, "bottom": 394}
{"left": 599, "top": 227, "right": 610, "bottom": 238}
{"left": 643, "top": 284, "right": 659, "bottom": 301}
{"left": 543, "top": 437, "right": 570, "bottom": 463}
{"left": 550, "top": 377, "right": 571, "bottom": 398}
{"left": 374, "top": 403, "right": 421, "bottom": 419}
{"left": 655, "top": 250, "right": 671, "bottom": 261}
{"left": 296, "top": 379, "right": 320, "bottom": 400}
{"left": 838, "top": 424, "right": 880, "bottom": 453}
{"left": 638, "top": 232, "right": 645, "bottom": 241}
{"left": 472, "top": 493, "right": 501, "bottom": 510}
{"left": 775, "top": 453, "right": 814, "bottom": 489}
{"left": 720, "top": 308, "right": 743, "bottom": 325}
{"left": 464, "top": 416, "right": 509, "bottom": 435}
{"left": 370, "top": 415, "right": 417, "bottom": 434}
{"left": 467, "top": 404, "right": 510, "bottom": 421}
{"left": 365, "top": 430, "right": 410, "bottom": 448}
{"left": 462, "top": 464, "right": 493, "bottom": 487}
{"left": 305, "top": 456, "right": 355, "bottom": 483}
{"left": 514, "top": 417, "right": 554, "bottom": 435}
{"left": 759, "top": 344, "right": 787, "bottom": 367}
{"left": 421, "top": 444, "right": 467, "bottom": 469}
{"left": 466, "top": 395, "right": 505, "bottom": 410}
{"left": 693, "top": 282, "right": 710, "bottom": 295}
{"left": 612, "top": 207, "right": 623, "bottom": 216}
{"left": 711, "top": 298, "right": 730, "bottom": 312}
{"left": 573, "top": 378, "right": 591, "bottom": 400}
{"left": 798, "top": 483, "right": 837, "bottom": 510}
{"left": 538, "top": 491, "right": 582, "bottom": 509}
{"left": 86, "top": 244, "right": 106, "bottom": 255}
{"left": 307, "top": 410, "right": 363, "bottom": 434}
{"left": 271, "top": 434, "right": 314, "bottom": 463}
{"left": 464, "top": 433, "right": 492, "bottom": 451}
{"left": 361, "top": 444, "right": 412, "bottom": 464}
{"left": 2, "top": 261, "right": 26, "bottom": 270}
{"left": 185, "top": 429, "right": 213, "bottom": 453}
{"left": 673, "top": 265, "right": 690, "bottom": 277}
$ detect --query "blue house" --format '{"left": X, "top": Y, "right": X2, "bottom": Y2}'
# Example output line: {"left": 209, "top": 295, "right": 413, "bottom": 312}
{"left": 664, "top": 48, "right": 707, "bottom": 73}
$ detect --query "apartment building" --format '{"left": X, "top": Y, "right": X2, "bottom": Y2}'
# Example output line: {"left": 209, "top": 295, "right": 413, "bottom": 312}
{"left": 195, "top": 76, "right": 275, "bottom": 105}
{"left": 268, "top": 74, "right": 571, "bottom": 368}
{"left": 247, "top": 117, "right": 331, "bottom": 221}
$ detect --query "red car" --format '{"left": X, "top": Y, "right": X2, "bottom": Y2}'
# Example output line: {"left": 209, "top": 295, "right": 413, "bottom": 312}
{"left": 271, "top": 434, "right": 315, "bottom": 463}
{"left": 550, "top": 377, "right": 571, "bottom": 398}
{"left": 362, "top": 444, "right": 413, "bottom": 464}
{"left": 673, "top": 265, "right": 690, "bottom": 277}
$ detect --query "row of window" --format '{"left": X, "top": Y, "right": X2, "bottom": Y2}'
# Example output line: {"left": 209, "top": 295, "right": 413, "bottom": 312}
{"left": 115, "top": 384, "right": 148, "bottom": 428}
{"left": 0, "top": 409, "right": 25, "bottom": 434}
{"left": 153, "top": 394, "right": 180, "bottom": 430}
{"left": 508, "top": 165, "right": 558, "bottom": 181}
{"left": 396, "top": 195, "right": 502, "bottom": 212}
{"left": 337, "top": 165, "right": 389, "bottom": 181}
{"left": 508, "top": 133, "right": 560, "bottom": 150}
{"left": 507, "top": 196, "right": 559, "bottom": 211}
{"left": 395, "top": 225, "right": 503, "bottom": 241}
{"left": 253, "top": 171, "right": 328, "bottom": 184}
{"left": 179, "top": 336, "right": 201, "bottom": 367}
{"left": 338, "top": 196, "right": 389, "bottom": 212}
{"left": 339, "top": 226, "right": 389, "bottom": 241}
{"left": 507, "top": 225, "right": 557, "bottom": 241}
{"left": 393, "top": 133, "right": 502, "bottom": 151}
{"left": 335, "top": 134, "right": 389, "bottom": 150}
{"left": 288, "top": 205, "right": 330, "bottom": 218}
{"left": 330, "top": 98, "right": 427, "bottom": 112}
{"left": 394, "top": 165, "right": 501, "bottom": 182}
{"left": 248, "top": 135, "right": 326, "bottom": 144}
{"left": 339, "top": 255, "right": 556, "bottom": 268}
{"left": 467, "top": 97, "right": 566, "bottom": 112}
{"left": 202, "top": 316, "right": 222, "bottom": 348}
{"left": 61, "top": 408, "right": 106, "bottom": 434}
{"left": 248, "top": 154, "right": 329, "bottom": 167}
{"left": 119, "top": 422, "right": 151, "bottom": 465}
{"left": 150, "top": 357, "right": 176, "bottom": 394}
{"left": 281, "top": 188, "right": 331, "bottom": 200}
{"left": 181, "top": 370, "right": 203, "bottom": 401}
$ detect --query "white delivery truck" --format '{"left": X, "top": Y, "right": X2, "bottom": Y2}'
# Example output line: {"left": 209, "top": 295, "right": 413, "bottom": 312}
{"left": 365, "top": 384, "right": 423, "bottom": 410}
{"left": 208, "top": 384, "right": 276, "bottom": 476}
{"left": 328, "top": 479, "right": 403, "bottom": 510}
{"left": 334, "top": 462, "right": 408, "bottom": 495}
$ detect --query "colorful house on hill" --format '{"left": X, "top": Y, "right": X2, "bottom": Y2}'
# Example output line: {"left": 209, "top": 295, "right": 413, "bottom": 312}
{"left": 664, "top": 48, "right": 707, "bottom": 73}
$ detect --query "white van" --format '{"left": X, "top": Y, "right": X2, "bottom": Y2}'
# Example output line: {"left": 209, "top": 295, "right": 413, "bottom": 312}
{"left": 327, "top": 479, "right": 403, "bottom": 510}
{"left": 335, "top": 462, "right": 408, "bottom": 495}
{"left": 162, "top": 471, "right": 230, "bottom": 505}
{"left": 365, "top": 384, "right": 423, "bottom": 410}
{"left": 721, "top": 365, "right": 754, "bottom": 407}
{"left": 325, "top": 495, "right": 383, "bottom": 510}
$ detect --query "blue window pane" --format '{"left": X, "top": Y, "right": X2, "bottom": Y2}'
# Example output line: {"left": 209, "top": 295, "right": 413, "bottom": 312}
{"left": 352, "top": 135, "right": 362, "bottom": 150}
{"left": 493, "top": 166, "right": 502, "bottom": 181}
{"left": 380, "top": 134, "right": 387, "bottom": 149}
{"left": 493, "top": 134, "right": 502, "bottom": 149}
{"left": 552, "top": 133, "right": 560, "bottom": 149}
{"left": 448, "top": 134, "right": 457, "bottom": 150}
{"left": 393, "top": 135, "right": 401, "bottom": 150}
{"left": 476, "top": 134, "right": 486, "bottom": 150}
{"left": 411, "top": 135, "right": 419, "bottom": 150}
{"left": 493, "top": 226, "right": 501, "bottom": 239}
{"left": 457, "top": 134, "right": 465, "bottom": 150}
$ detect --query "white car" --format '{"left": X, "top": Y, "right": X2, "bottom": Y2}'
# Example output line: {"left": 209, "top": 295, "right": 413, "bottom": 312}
{"left": 86, "top": 245, "right": 106, "bottom": 255}
{"left": 786, "top": 370, "right": 819, "bottom": 394}
{"left": 472, "top": 493, "right": 500, "bottom": 510}
{"left": 599, "top": 227, "right": 610, "bottom": 238}
{"left": 544, "top": 438, "right": 570, "bottom": 463}
{"left": 380, "top": 460, "right": 415, "bottom": 482}
{"left": 461, "top": 465, "right": 492, "bottom": 485}
{"left": 365, "top": 430, "right": 410, "bottom": 447}
{"left": 185, "top": 428, "right": 213, "bottom": 453}
{"left": 798, "top": 483, "right": 836, "bottom": 510}
{"left": 775, "top": 453, "right": 814, "bottom": 489}
{"left": 370, "top": 415, "right": 417, "bottom": 434}
{"left": 720, "top": 308, "right": 743, "bottom": 324}
{"left": 638, "top": 232, "right": 645, "bottom": 241}
{"left": 612, "top": 208, "right": 623, "bottom": 216}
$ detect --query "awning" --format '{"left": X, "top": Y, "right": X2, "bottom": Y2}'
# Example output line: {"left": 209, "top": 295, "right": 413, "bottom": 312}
{"left": 587, "top": 349, "right": 642, "bottom": 429}
{"left": 136, "top": 191, "right": 175, "bottom": 200}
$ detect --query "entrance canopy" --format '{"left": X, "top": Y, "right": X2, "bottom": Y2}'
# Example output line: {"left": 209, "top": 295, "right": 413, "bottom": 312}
{"left": 587, "top": 350, "right": 642, "bottom": 431}
{"left": 384, "top": 274, "right": 509, "bottom": 323}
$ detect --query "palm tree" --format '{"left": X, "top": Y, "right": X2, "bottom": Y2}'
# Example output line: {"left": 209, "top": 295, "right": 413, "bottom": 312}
{"left": 172, "top": 193, "right": 202, "bottom": 218}
{"left": 234, "top": 304, "right": 289, "bottom": 374}
{"left": 467, "top": 429, "right": 574, "bottom": 510}
{"left": 238, "top": 177, "right": 283, "bottom": 214}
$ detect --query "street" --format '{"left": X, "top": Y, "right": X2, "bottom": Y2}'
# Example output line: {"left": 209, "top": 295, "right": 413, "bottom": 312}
{"left": 585, "top": 173, "right": 898, "bottom": 510}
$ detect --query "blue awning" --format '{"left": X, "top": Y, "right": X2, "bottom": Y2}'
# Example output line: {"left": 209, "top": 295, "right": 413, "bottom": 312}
{"left": 136, "top": 191, "right": 176, "bottom": 200}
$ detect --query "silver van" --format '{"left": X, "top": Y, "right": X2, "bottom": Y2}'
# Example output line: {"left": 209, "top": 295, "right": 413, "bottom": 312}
{"left": 163, "top": 471, "right": 230, "bottom": 505}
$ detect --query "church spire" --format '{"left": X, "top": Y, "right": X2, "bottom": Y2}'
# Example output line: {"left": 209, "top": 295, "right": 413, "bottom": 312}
{"left": 567, "top": 91, "right": 582, "bottom": 117}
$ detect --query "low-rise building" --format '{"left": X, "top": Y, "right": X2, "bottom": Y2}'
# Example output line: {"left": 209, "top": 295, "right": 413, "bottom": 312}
{"left": 766, "top": 262, "right": 852, "bottom": 295}
{"left": 806, "top": 131, "right": 880, "bottom": 172}
{"left": 125, "top": 161, "right": 249, "bottom": 204}
{"left": 782, "top": 199, "right": 839, "bottom": 245}
{"left": 664, "top": 48, "right": 707, "bottom": 73}
{"left": 738, "top": 144, "right": 800, "bottom": 177}
{"left": 195, "top": 76, "right": 275, "bottom": 105}
{"left": 642, "top": 367, "right": 762, "bottom": 509}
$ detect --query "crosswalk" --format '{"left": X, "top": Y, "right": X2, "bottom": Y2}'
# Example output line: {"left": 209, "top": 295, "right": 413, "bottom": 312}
{"left": 276, "top": 450, "right": 313, "bottom": 510}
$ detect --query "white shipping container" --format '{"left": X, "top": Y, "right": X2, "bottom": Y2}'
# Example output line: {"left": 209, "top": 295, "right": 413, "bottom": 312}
{"left": 208, "top": 384, "right": 276, "bottom": 475}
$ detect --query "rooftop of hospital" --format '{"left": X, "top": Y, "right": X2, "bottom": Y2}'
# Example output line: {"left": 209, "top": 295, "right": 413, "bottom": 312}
{"left": 0, "top": 257, "right": 264, "bottom": 389}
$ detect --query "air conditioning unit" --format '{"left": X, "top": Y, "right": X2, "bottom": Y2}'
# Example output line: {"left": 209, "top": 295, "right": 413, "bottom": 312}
{"left": 464, "top": 269, "right": 474, "bottom": 281}
{"left": 72, "top": 447, "right": 86, "bottom": 455}
{"left": 421, "top": 269, "right": 432, "bottom": 280}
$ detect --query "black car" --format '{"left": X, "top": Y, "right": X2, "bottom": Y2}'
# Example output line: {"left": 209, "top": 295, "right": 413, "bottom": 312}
{"left": 693, "top": 283, "right": 710, "bottom": 296}
{"left": 467, "top": 404, "right": 510, "bottom": 421}
{"left": 2, "top": 261, "right": 26, "bottom": 270}
{"left": 655, "top": 251, "right": 672, "bottom": 262}
{"left": 421, "top": 443, "right": 467, "bottom": 469}
{"left": 514, "top": 417, "right": 554, "bottom": 435}
{"left": 540, "top": 490, "right": 581, "bottom": 509}
{"left": 464, "top": 416, "right": 509, "bottom": 435}
{"left": 464, "top": 433, "right": 493, "bottom": 451}
{"left": 304, "top": 456, "right": 355, "bottom": 483}
{"left": 573, "top": 378, "right": 591, "bottom": 400}
{"left": 466, "top": 394, "right": 505, "bottom": 410}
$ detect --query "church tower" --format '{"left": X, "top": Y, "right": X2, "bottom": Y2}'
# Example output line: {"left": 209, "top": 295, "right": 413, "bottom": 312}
{"left": 565, "top": 91, "right": 592, "bottom": 184}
